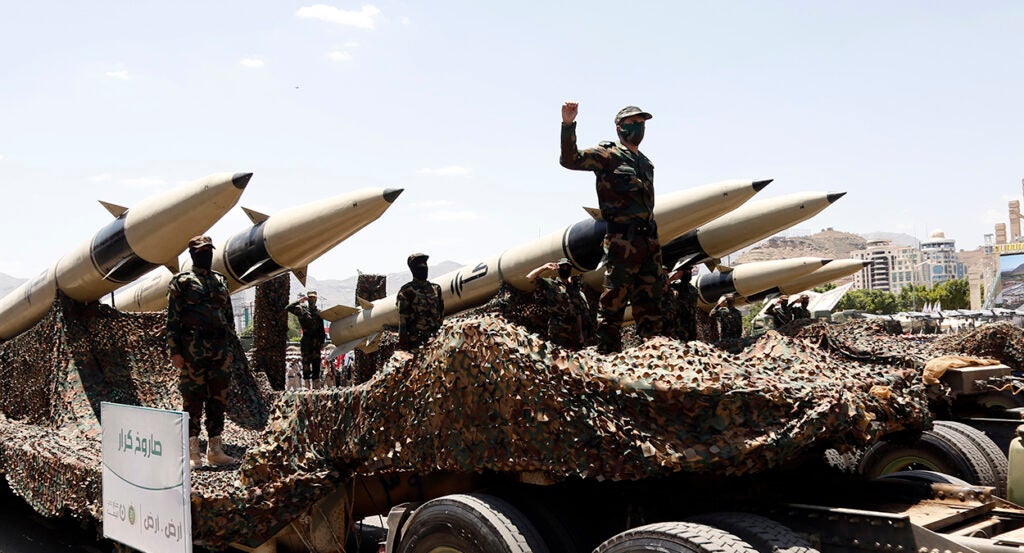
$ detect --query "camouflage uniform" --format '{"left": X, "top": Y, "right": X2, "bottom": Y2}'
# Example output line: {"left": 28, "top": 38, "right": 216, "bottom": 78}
{"left": 662, "top": 280, "right": 698, "bottom": 341}
{"left": 790, "top": 304, "right": 811, "bottom": 320}
{"left": 710, "top": 304, "right": 743, "bottom": 341}
{"left": 286, "top": 299, "right": 326, "bottom": 381}
{"left": 397, "top": 279, "right": 444, "bottom": 350}
{"left": 535, "top": 276, "right": 590, "bottom": 349}
{"left": 561, "top": 118, "right": 664, "bottom": 352}
{"left": 167, "top": 266, "right": 235, "bottom": 438}
{"left": 767, "top": 301, "right": 794, "bottom": 327}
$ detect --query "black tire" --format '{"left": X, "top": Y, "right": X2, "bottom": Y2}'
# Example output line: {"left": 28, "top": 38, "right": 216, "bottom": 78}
{"left": 933, "top": 420, "right": 1008, "bottom": 497}
{"left": 687, "top": 512, "right": 819, "bottom": 553}
{"left": 858, "top": 429, "right": 997, "bottom": 490}
{"left": 875, "top": 469, "right": 970, "bottom": 486}
{"left": 395, "top": 493, "right": 550, "bottom": 553}
{"left": 593, "top": 522, "right": 758, "bottom": 553}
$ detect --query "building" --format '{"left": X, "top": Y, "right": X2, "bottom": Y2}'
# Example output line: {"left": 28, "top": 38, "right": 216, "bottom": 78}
{"left": 919, "top": 230, "right": 967, "bottom": 286}
{"left": 851, "top": 240, "right": 923, "bottom": 293}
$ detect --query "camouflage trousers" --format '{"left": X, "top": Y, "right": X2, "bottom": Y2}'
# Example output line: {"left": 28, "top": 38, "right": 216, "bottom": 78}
{"left": 178, "top": 336, "right": 231, "bottom": 438}
{"left": 597, "top": 234, "right": 665, "bottom": 353}
{"left": 300, "top": 336, "right": 324, "bottom": 380}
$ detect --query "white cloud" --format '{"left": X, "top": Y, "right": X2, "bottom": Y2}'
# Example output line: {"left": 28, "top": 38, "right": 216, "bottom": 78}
{"left": 105, "top": 70, "right": 131, "bottom": 80}
{"left": 240, "top": 58, "right": 266, "bottom": 68}
{"left": 120, "top": 177, "right": 167, "bottom": 189}
{"left": 88, "top": 173, "right": 112, "bottom": 183}
{"left": 416, "top": 165, "right": 473, "bottom": 177}
{"left": 296, "top": 4, "right": 382, "bottom": 30}
{"left": 400, "top": 16, "right": 411, "bottom": 25}
{"left": 429, "top": 210, "right": 481, "bottom": 222}
{"left": 328, "top": 50, "right": 353, "bottom": 62}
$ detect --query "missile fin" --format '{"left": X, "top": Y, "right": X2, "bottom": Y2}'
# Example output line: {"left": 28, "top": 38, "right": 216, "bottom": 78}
{"left": 357, "top": 296, "right": 375, "bottom": 310}
{"left": 99, "top": 201, "right": 129, "bottom": 218}
{"left": 102, "top": 257, "right": 135, "bottom": 281}
{"left": 293, "top": 266, "right": 308, "bottom": 287}
{"left": 242, "top": 207, "right": 270, "bottom": 225}
{"left": 583, "top": 207, "right": 603, "bottom": 220}
{"left": 703, "top": 258, "right": 721, "bottom": 271}
{"left": 357, "top": 333, "right": 381, "bottom": 353}
{"left": 319, "top": 304, "right": 360, "bottom": 321}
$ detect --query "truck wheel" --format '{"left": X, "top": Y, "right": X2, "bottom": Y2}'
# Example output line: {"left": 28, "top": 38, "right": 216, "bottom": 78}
{"left": 933, "top": 420, "right": 1008, "bottom": 497}
{"left": 395, "top": 493, "right": 550, "bottom": 553}
{"left": 687, "top": 512, "right": 819, "bottom": 553}
{"left": 593, "top": 522, "right": 758, "bottom": 553}
{"left": 858, "top": 429, "right": 997, "bottom": 490}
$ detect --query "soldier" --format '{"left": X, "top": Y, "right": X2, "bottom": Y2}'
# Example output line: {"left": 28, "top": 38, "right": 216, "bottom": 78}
{"left": 286, "top": 290, "right": 327, "bottom": 388}
{"left": 709, "top": 293, "right": 743, "bottom": 341}
{"left": 766, "top": 295, "right": 794, "bottom": 327}
{"left": 560, "top": 101, "right": 664, "bottom": 353}
{"left": 397, "top": 253, "right": 444, "bottom": 351}
{"left": 167, "top": 235, "right": 238, "bottom": 468}
{"left": 790, "top": 294, "right": 812, "bottom": 320}
{"left": 662, "top": 261, "right": 698, "bottom": 341}
{"left": 526, "top": 257, "right": 591, "bottom": 350}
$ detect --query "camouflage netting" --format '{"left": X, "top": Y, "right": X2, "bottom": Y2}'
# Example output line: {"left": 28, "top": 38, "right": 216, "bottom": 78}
{"left": 4, "top": 289, "right": 1024, "bottom": 549}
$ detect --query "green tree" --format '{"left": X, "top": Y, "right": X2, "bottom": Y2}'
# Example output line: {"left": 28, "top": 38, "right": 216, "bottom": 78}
{"left": 742, "top": 300, "right": 765, "bottom": 334}
{"left": 812, "top": 282, "right": 837, "bottom": 293}
{"left": 837, "top": 289, "right": 899, "bottom": 314}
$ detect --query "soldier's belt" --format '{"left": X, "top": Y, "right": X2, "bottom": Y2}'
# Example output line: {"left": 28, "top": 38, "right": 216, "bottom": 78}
{"left": 606, "top": 220, "right": 658, "bottom": 237}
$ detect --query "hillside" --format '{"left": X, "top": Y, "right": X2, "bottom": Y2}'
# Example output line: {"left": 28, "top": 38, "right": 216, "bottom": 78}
{"left": 735, "top": 229, "right": 867, "bottom": 263}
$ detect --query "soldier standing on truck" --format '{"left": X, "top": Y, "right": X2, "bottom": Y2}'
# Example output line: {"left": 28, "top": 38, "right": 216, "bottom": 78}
{"left": 560, "top": 100, "right": 664, "bottom": 354}
{"left": 709, "top": 293, "right": 743, "bottom": 341}
{"left": 790, "top": 294, "right": 812, "bottom": 320}
{"left": 766, "top": 295, "right": 794, "bottom": 327}
{"left": 526, "top": 258, "right": 591, "bottom": 349}
{"left": 287, "top": 290, "right": 327, "bottom": 389}
{"left": 167, "top": 235, "right": 238, "bottom": 469}
{"left": 397, "top": 253, "right": 444, "bottom": 351}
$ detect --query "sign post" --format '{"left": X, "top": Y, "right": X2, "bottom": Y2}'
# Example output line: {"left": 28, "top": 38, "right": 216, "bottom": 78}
{"left": 101, "top": 402, "right": 191, "bottom": 553}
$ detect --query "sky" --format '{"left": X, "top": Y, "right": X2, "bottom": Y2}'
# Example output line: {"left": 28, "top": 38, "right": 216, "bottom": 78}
{"left": 1, "top": 1, "right": 1023, "bottom": 282}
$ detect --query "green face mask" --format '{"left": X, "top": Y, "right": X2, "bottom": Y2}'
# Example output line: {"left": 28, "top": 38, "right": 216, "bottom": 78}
{"left": 618, "top": 122, "right": 645, "bottom": 145}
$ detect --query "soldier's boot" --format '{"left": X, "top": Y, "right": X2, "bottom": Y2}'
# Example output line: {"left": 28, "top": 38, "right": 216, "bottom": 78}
{"left": 188, "top": 437, "right": 203, "bottom": 469}
{"left": 206, "top": 436, "right": 238, "bottom": 466}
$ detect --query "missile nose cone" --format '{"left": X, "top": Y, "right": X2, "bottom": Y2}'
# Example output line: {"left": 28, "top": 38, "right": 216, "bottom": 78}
{"left": 821, "top": 259, "right": 833, "bottom": 265}
{"left": 862, "top": 260, "right": 873, "bottom": 267}
{"left": 232, "top": 172, "right": 254, "bottom": 189}
{"left": 383, "top": 188, "right": 404, "bottom": 203}
{"left": 826, "top": 192, "right": 847, "bottom": 203}
{"left": 752, "top": 179, "right": 773, "bottom": 191}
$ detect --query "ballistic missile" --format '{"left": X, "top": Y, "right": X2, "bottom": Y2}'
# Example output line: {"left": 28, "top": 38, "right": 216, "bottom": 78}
{"left": 741, "top": 259, "right": 871, "bottom": 304}
{"left": 114, "top": 188, "right": 404, "bottom": 312}
{"left": 0, "top": 172, "right": 251, "bottom": 340}
{"left": 580, "top": 191, "right": 845, "bottom": 291}
{"left": 693, "top": 257, "right": 832, "bottom": 310}
{"left": 323, "top": 178, "right": 772, "bottom": 351}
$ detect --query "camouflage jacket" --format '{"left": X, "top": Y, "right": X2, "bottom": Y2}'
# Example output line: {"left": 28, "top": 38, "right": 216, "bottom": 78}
{"left": 397, "top": 278, "right": 444, "bottom": 348}
{"left": 663, "top": 281, "right": 698, "bottom": 340}
{"left": 710, "top": 305, "right": 743, "bottom": 340}
{"left": 560, "top": 122, "right": 655, "bottom": 227}
{"left": 790, "top": 305, "right": 811, "bottom": 320}
{"left": 287, "top": 301, "right": 326, "bottom": 342}
{"left": 767, "top": 302, "right": 794, "bottom": 326}
{"left": 166, "top": 267, "right": 235, "bottom": 357}
{"left": 535, "top": 276, "right": 589, "bottom": 344}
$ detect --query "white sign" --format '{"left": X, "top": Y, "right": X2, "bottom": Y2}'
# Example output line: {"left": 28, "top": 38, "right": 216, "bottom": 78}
{"left": 102, "top": 402, "right": 192, "bottom": 553}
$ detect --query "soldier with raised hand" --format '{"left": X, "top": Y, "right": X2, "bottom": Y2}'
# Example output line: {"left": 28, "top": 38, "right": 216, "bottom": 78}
{"left": 397, "top": 253, "right": 444, "bottom": 351}
{"left": 766, "top": 295, "right": 794, "bottom": 327}
{"left": 662, "top": 261, "right": 698, "bottom": 342}
{"left": 560, "top": 100, "right": 664, "bottom": 353}
{"left": 526, "top": 257, "right": 591, "bottom": 350}
{"left": 790, "top": 294, "right": 812, "bottom": 320}
{"left": 167, "top": 235, "right": 238, "bottom": 469}
{"left": 286, "top": 290, "right": 326, "bottom": 388}
{"left": 709, "top": 293, "right": 743, "bottom": 341}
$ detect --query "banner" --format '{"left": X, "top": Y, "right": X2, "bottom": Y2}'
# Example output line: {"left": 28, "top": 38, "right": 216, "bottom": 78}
{"left": 102, "top": 403, "right": 191, "bottom": 553}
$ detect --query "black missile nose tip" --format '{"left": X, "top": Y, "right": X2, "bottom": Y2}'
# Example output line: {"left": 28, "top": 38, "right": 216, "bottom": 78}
{"left": 383, "top": 188, "right": 404, "bottom": 203}
{"left": 752, "top": 179, "right": 773, "bottom": 191}
{"left": 232, "top": 172, "right": 254, "bottom": 189}
{"left": 862, "top": 260, "right": 873, "bottom": 266}
{"left": 826, "top": 191, "right": 846, "bottom": 203}
{"left": 821, "top": 259, "right": 833, "bottom": 265}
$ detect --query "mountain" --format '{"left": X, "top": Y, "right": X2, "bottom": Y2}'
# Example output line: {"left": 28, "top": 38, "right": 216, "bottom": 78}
{"left": 861, "top": 232, "right": 920, "bottom": 248}
{"left": 735, "top": 229, "right": 867, "bottom": 264}
{"left": 0, "top": 273, "right": 28, "bottom": 300}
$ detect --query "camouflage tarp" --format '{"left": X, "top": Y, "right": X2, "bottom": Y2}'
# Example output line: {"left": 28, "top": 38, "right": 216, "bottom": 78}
{"left": 2, "top": 291, "right": 1022, "bottom": 548}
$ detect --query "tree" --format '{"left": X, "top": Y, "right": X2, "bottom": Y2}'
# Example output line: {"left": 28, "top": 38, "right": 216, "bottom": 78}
{"left": 812, "top": 282, "right": 837, "bottom": 293}
{"left": 742, "top": 300, "right": 765, "bottom": 334}
{"left": 837, "top": 289, "right": 899, "bottom": 314}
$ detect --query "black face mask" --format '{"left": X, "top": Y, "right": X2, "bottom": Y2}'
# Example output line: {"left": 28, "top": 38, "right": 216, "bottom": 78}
{"left": 191, "top": 249, "right": 213, "bottom": 270}
{"left": 558, "top": 266, "right": 572, "bottom": 279}
{"left": 411, "top": 266, "right": 428, "bottom": 280}
{"left": 617, "top": 121, "right": 645, "bottom": 146}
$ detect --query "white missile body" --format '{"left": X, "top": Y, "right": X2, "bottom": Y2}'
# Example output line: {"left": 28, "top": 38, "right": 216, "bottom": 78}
{"left": 114, "top": 188, "right": 404, "bottom": 312}
{"left": 323, "top": 179, "right": 771, "bottom": 352}
{"left": 693, "top": 257, "right": 833, "bottom": 310}
{"left": 0, "top": 172, "right": 251, "bottom": 340}
{"left": 738, "top": 259, "right": 871, "bottom": 306}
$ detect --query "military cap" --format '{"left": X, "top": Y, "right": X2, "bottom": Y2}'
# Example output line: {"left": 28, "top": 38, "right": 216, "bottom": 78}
{"left": 778, "top": 294, "right": 789, "bottom": 301}
{"left": 407, "top": 253, "right": 429, "bottom": 268}
{"left": 615, "top": 105, "right": 653, "bottom": 123}
{"left": 799, "top": 294, "right": 810, "bottom": 300}
{"left": 188, "top": 235, "right": 214, "bottom": 251}
{"left": 724, "top": 293, "right": 735, "bottom": 300}
{"left": 306, "top": 290, "right": 318, "bottom": 297}
{"left": 556, "top": 257, "right": 572, "bottom": 266}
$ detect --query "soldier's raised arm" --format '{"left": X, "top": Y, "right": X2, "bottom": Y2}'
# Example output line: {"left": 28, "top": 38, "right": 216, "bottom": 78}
{"left": 560, "top": 101, "right": 606, "bottom": 171}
